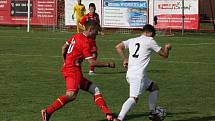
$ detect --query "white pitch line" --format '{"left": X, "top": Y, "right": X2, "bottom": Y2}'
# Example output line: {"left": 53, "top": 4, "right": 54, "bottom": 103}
{"left": 0, "top": 53, "right": 214, "bottom": 65}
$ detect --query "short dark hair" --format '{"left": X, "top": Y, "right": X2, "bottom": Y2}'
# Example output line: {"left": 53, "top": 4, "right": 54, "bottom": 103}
{"left": 142, "top": 24, "right": 156, "bottom": 35}
{"left": 89, "top": 3, "right": 96, "bottom": 8}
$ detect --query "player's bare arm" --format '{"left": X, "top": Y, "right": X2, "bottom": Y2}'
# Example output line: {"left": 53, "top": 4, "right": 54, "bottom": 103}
{"left": 79, "top": 23, "right": 85, "bottom": 30}
{"left": 72, "top": 7, "right": 76, "bottom": 19}
{"left": 86, "top": 58, "right": 115, "bottom": 68}
{"left": 158, "top": 43, "right": 172, "bottom": 59}
{"left": 62, "top": 43, "right": 69, "bottom": 61}
{"left": 115, "top": 42, "right": 128, "bottom": 68}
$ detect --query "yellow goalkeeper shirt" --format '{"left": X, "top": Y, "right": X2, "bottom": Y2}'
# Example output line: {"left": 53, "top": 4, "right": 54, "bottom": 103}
{"left": 74, "top": 4, "right": 86, "bottom": 21}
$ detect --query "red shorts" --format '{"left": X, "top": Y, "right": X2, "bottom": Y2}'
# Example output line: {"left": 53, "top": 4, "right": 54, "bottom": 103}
{"left": 63, "top": 71, "right": 92, "bottom": 93}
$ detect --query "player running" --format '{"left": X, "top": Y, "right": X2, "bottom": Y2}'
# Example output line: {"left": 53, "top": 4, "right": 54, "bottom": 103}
{"left": 114, "top": 24, "right": 172, "bottom": 121}
{"left": 41, "top": 22, "right": 115, "bottom": 121}
{"left": 72, "top": 0, "right": 86, "bottom": 33}
{"left": 80, "top": 3, "right": 103, "bottom": 76}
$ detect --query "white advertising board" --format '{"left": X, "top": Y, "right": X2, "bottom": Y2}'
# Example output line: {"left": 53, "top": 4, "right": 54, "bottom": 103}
{"left": 149, "top": 0, "right": 199, "bottom": 30}
{"left": 102, "top": 0, "right": 148, "bottom": 28}
{"left": 65, "top": 0, "right": 101, "bottom": 25}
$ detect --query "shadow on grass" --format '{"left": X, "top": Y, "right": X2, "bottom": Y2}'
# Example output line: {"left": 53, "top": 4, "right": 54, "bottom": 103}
{"left": 167, "top": 112, "right": 198, "bottom": 117}
{"left": 98, "top": 111, "right": 200, "bottom": 121}
{"left": 173, "top": 116, "right": 215, "bottom": 121}
{"left": 125, "top": 112, "right": 148, "bottom": 120}
{"left": 147, "top": 69, "right": 169, "bottom": 73}
{"left": 98, "top": 113, "right": 148, "bottom": 121}
{"left": 98, "top": 113, "right": 118, "bottom": 121}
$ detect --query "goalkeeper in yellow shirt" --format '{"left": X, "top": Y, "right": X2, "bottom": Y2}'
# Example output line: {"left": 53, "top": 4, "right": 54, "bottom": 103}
{"left": 72, "top": 0, "right": 86, "bottom": 33}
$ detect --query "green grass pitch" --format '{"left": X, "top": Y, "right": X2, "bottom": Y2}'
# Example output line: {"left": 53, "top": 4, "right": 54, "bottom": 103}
{"left": 0, "top": 29, "right": 215, "bottom": 121}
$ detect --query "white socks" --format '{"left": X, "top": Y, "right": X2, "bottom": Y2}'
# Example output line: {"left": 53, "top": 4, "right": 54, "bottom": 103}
{"left": 117, "top": 90, "right": 159, "bottom": 120}
{"left": 148, "top": 90, "right": 159, "bottom": 112}
{"left": 118, "top": 98, "right": 136, "bottom": 121}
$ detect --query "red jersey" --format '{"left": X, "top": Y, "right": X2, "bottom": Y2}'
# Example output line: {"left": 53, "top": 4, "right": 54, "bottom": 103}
{"left": 80, "top": 13, "right": 100, "bottom": 26}
{"left": 80, "top": 13, "right": 100, "bottom": 51}
{"left": 62, "top": 33, "right": 93, "bottom": 76}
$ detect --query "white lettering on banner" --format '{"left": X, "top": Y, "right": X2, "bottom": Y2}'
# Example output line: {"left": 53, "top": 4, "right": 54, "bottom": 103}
{"left": 37, "top": 14, "right": 53, "bottom": 18}
{"left": 103, "top": 0, "right": 148, "bottom": 28}
{"left": 0, "top": 16, "right": 3, "bottom": 20}
{"left": 154, "top": 0, "right": 198, "bottom": 14}
{"left": 158, "top": 3, "right": 192, "bottom": 10}
{"left": 38, "top": 1, "right": 54, "bottom": 4}
{"left": 0, "top": 0, "right": 56, "bottom": 25}
{"left": 12, "top": 18, "right": 28, "bottom": 21}
{"left": 0, "top": 0, "right": 7, "bottom": 4}
{"left": 36, "top": 0, "right": 54, "bottom": 19}
{"left": 37, "top": 8, "right": 54, "bottom": 11}
{"left": 0, "top": 4, "right": 4, "bottom": 8}
{"left": 38, "top": 5, "right": 53, "bottom": 7}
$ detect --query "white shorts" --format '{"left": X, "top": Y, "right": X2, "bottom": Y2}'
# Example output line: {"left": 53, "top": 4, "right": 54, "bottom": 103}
{"left": 126, "top": 76, "right": 152, "bottom": 97}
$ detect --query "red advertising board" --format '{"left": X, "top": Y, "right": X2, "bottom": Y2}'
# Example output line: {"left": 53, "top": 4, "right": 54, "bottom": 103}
{"left": 156, "top": 14, "right": 199, "bottom": 30}
{"left": 0, "top": 0, "right": 57, "bottom": 26}
{"left": 153, "top": 0, "right": 199, "bottom": 30}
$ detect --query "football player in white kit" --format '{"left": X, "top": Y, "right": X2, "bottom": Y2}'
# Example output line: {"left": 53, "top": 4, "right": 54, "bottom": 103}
{"left": 114, "top": 24, "right": 172, "bottom": 121}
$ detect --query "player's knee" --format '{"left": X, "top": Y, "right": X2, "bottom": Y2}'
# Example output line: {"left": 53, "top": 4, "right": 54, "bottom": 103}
{"left": 152, "top": 83, "right": 159, "bottom": 91}
{"left": 66, "top": 91, "right": 77, "bottom": 101}
{"left": 147, "top": 82, "right": 159, "bottom": 92}
{"left": 88, "top": 84, "right": 100, "bottom": 95}
{"left": 131, "top": 97, "right": 139, "bottom": 103}
{"left": 92, "top": 53, "right": 97, "bottom": 58}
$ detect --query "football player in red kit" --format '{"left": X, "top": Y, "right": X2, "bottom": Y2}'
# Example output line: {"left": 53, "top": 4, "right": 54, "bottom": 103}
{"left": 41, "top": 22, "right": 115, "bottom": 121}
{"left": 80, "top": 3, "right": 103, "bottom": 76}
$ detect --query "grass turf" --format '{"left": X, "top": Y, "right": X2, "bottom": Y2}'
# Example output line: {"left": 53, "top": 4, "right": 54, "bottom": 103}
{"left": 0, "top": 29, "right": 215, "bottom": 121}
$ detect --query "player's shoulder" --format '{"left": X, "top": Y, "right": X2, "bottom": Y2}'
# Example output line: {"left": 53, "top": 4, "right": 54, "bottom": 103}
{"left": 95, "top": 13, "right": 99, "bottom": 16}
{"left": 127, "top": 36, "right": 142, "bottom": 42}
{"left": 85, "top": 13, "right": 91, "bottom": 17}
{"left": 80, "top": 3, "right": 85, "bottom": 7}
{"left": 74, "top": 33, "right": 87, "bottom": 39}
{"left": 82, "top": 13, "right": 89, "bottom": 18}
{"left": 138, "top": 35, "right": 154, "bottom": 42}
{"left": 74, "top": 4, "right": 79, "bottom": 7}
{"left": 72, "top": 33, "right": 87, "bottom": 44}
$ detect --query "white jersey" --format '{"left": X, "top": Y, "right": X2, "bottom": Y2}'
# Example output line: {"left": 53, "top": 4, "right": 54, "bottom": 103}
{"left": 123, "top": 35, "right": 161, "bottom": 79}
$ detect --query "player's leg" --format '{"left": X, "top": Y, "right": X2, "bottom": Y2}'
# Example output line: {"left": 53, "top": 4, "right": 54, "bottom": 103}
{"left": 89, "top": 41, "right": 97, "bottom": 76}
{"left": 116, "top": 78, "right": 143, "bottom": 121}
{"left": 116, "top": 97, "right": 137, "bottom": 121}
{"left": 76, "top": 19, "right": 80, "bottom": 33}
{"left": 146, "top": 81, "right": 160, "bottom": 120}
{"left": 89, "top": 52, "right": 97, "bottom": 75}
{"left": 41, "top": 91, "right": 77, "bottom": 121}
{"left": 146, "top": 82, "right": 159, "bottom": 112}
{"left": 80, "top": 77, "right": 113, "bottom": 120}
{"left": 41, "top": 74, "right": 81, "bottom": 121}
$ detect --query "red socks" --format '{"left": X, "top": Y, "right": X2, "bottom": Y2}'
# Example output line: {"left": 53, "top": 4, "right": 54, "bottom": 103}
{"left": 46, "top": 95, "right": 69, "bottom": 115}
{"left": 89, "top": 56, "right": 96, "bottom": 72}
{"left": 94, "top": 94, "right": 112, "bottom": 114}
{"left": 45, "top": 94, "right": 112, "bottom": 116}
{"left": 90, "top": 66, "right": 95, "bottom": 72}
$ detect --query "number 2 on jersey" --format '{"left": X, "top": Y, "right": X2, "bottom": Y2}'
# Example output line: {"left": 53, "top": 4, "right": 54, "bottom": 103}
{"left": 67, "top": 39, "right": 76, "bottom": 54}
{"left": 132, "top": 43, "right": 140, "bottom": 58}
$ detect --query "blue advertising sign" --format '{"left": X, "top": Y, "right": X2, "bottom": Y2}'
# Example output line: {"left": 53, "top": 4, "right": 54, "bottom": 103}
{"left": 104, "top": 1, "right": 147, "bottom": 9}
{"left": 103, "top": 0, "right": 148, "bottom": 28}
